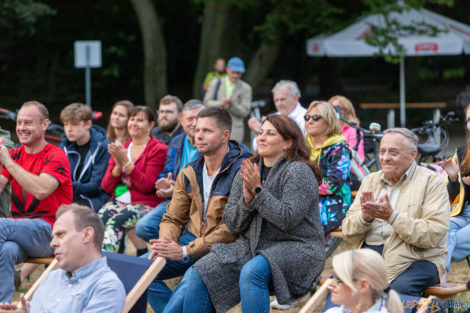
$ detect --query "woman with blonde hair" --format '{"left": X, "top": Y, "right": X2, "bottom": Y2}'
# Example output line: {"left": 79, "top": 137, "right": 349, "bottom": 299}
{"left": 329, "top": 95, "right": 365, "bottom": 190}
{"left": 326, "top": 249, "right": 403, "bottom": 313}
{"left": 305, "top": 101, "right": 351, "bottom": 234}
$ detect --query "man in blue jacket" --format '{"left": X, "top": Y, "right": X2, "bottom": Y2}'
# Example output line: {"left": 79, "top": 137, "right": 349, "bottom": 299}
{"left": 135, "top": 99, "right": 204, "bottom": 242}
{"left": 60, "top": 103, "right": 111, "bottom": 212}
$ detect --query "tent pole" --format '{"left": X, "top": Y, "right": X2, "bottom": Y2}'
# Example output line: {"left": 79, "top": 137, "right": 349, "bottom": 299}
{"left": 400, "top": 56, "right": 406, "bottom": 127}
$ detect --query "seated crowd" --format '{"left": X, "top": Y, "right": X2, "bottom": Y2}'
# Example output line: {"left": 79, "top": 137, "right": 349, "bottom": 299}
{"left": 0, "top": 82, "right": 467, "bottom": 313}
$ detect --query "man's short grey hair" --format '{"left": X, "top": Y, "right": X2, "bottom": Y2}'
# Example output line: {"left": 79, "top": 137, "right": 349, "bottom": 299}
{"left": 383, "top": 127, "right": 418, "bottom": 151}
{"left": 272, "top": 80, "right": 301, "bottom": 99}
{"left": 183, "top": 99, "right": 205, "bottom": 112}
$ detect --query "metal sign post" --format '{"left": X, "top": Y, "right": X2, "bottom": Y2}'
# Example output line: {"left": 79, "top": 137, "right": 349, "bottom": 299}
{"left": 74, "top": 41, "right": 102, "bottom": 107}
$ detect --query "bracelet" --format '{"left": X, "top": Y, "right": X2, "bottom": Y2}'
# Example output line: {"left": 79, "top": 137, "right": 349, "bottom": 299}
{"left": 182, "top": 246, "right": 188, "bottom": 258}
{"left": 124, "top": 160, "right": 133, "bottom": 168}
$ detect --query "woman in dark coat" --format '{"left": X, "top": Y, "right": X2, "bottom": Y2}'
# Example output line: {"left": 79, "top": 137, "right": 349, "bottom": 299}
{"left": 180, "top": 114, "right": 325, "bottom": 313}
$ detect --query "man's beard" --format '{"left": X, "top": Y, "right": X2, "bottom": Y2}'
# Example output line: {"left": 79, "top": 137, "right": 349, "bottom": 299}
{"left": 159, "top": 118, "right": 179, "bottom": 132}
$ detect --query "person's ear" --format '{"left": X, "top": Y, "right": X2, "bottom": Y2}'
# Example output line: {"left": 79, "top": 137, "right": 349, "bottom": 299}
{"left": 410, "top": 148, "right": 418, "bottom": 159}
{"left": 82, "top": 226, "right": 94, "bottom": 244}
{"left": 150, "top": 121, "right": 155, "bottom": 129}
{"left": 223, "top": 129, "right": 231, "bottom": 142}
{"left": 358, "top": 279, "right": 370, "bottom": 294}
{"left": 284, "top": 139, "right": 293, "bottom": 151}
{"left": 42, "top": 118, "right": 50, "bottom": 132}
{"left": 85, "top": 120, "right": 92, "bottom": 130}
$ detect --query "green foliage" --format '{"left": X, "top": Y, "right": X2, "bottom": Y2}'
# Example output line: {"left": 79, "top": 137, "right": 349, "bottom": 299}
{"left": 0, "top": 0, "right": 55, "bottom": 36}
{"left": 363, "top": 0, "right": 454, "bottom": 63}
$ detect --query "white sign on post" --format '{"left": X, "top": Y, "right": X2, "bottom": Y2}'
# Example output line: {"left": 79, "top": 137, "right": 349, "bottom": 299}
{"left": 74, "top": 41, "right": 102, "bottom": 107}
{"left": 74, "top": 41, "right": 102, "bottom": 68}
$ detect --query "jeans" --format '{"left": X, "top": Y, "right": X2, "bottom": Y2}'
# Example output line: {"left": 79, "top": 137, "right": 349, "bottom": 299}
{"left": 389, "top": 260, "right": 439, "bottom": 296}
{"left": 239, "top": 255, "right": 273, "bottom": 313}
{"left": 145, "top": 230, "right": 197, "bottom": 313}
{"left": 182, "top": 267, "right": 214, "bottom": 313}
{"left": 446, "top": 214, "right": 470, "bottom": 270}
{"left": 0, "top": 218, "right": 53, "bottom": 302}
{"left": 135, "top": 200, "right": 169, "bottom": 242}
{"left": 183, "top": 254, "right": 273, "bottom": 313}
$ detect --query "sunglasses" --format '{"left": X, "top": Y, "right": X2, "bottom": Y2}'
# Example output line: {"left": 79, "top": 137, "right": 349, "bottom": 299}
{"left": 330, "top": 273, "right": 343, "bottom": 284}
{"left": 304, "top": 114, "right": 322, "bottom": 122}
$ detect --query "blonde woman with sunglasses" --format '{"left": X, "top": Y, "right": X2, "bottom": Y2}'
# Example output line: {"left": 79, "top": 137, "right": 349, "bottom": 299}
{"left": 326, "top": 249, "right": 403, "bottom": 313}
{"left": 305, "top": 101, "right": 351, "bottom": 235}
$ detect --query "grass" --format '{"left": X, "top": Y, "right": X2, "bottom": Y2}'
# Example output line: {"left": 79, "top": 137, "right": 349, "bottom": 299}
{"left": 13, "top": 240, "right": 470, "bottom": 312}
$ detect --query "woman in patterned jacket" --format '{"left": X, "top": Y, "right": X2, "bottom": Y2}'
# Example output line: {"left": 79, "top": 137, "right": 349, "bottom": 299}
{"left": 305, "top": 100, "right": 351, "bottom": 235}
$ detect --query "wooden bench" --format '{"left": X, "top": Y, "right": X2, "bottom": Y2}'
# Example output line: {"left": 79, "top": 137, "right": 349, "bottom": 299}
{"left": 360, "top": 102, "right": 446, "bottom": 140}
{"left": 327, "top": 229, "right": 470, "bottom": 302}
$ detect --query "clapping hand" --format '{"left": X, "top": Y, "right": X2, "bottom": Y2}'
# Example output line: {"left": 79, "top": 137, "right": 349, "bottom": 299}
{"left": 440, "top": 157, "right": 459, "bottom": 182}
{"left": 155, "top": 173, "right": 175, "bottom": 198}
{"left": 149, "top": 236, "right": 183, "bottom": 261}
{"left": 0, "top": 137, "right": 11, "bottom": 166}
{"left": 240, "top": 159, "right": 261, "bottom": 205}
{"left": 360, "top": 191, "right": 394, "bottom": 222}
{"left": 107, "top": 143, "right": 128, "bottom": 166}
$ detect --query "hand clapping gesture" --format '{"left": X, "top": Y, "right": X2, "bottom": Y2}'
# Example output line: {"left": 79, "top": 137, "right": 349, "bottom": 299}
{"left": 240, "top": 159, "right": 261, "bottom": 205}
{"left": 107, "top": 143, "right": 128, "bottom": 166}
{"left": 155, "top": 173, "right": 175, "bottom": 198}
{"left": 360, "top": 191, "right": 394, "bottom": 223}
{"left": 441, "top": 156, "right": 459, "bottom": 182}
{"left": 0, "top": 137, "right": 11, "bottom": 167}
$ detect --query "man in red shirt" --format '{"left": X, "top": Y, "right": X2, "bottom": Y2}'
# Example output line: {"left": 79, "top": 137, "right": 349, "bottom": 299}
{"left": 0, "top": 101, "right": 73, "bottom": 302}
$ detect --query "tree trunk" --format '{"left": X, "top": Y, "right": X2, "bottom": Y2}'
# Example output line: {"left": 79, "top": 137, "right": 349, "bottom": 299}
{"left": 244, "top": 34, "right": 282, "bottom": 98}
{"left": 129, "top": 0, "right": 167, "bottom": 110}
{"left": 192, "top": 2, "right": 230, "bottom": 98}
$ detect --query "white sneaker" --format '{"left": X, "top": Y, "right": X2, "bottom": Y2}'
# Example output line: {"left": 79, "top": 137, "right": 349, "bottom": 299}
{"left": 270, "top": 297, "right": 299, "bottom": 310}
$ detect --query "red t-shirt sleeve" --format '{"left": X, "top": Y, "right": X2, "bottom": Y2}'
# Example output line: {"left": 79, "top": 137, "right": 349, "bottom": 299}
{"left": 40, "top": 146, "right": 71, "bottom": 185}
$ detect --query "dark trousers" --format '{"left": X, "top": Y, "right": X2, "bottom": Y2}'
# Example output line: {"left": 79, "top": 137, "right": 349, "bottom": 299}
{"left": 362, "top": 243, "right": 439, "bottom": 297}
{"left": 389, "top": 260, "right": 439, "bottom": 296}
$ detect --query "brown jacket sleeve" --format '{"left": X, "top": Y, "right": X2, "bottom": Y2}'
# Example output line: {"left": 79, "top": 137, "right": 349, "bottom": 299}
{"left": 159, "top": 171, "right": 191, "bottom": 242}
{"left": 187, "top": 222, "right": 235, "bottom": 259}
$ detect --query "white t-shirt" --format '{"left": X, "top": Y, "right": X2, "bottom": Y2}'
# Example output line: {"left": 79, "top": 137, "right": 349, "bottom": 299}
{"left": 202, "top": 164, "right": 221, "bottom": 222}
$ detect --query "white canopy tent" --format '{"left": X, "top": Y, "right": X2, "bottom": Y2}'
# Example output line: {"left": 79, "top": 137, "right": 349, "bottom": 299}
{"left": 306, "top": 6, "right": 470, "bottom": 126}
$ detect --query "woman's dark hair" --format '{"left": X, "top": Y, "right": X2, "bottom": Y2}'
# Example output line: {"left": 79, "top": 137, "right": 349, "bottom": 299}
{"left": 130, "top": 105, "right": 155, "bottom": 124}
{"left": 252, "top": 114, "right": 321, "bottom": 184}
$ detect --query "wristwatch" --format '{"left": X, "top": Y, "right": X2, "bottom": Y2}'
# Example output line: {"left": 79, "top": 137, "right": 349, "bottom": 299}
{"left": 254, "top": 186, "right": 263, "bottom": 195}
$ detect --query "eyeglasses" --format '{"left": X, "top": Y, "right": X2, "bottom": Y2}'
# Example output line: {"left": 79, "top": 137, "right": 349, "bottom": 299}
{"left": 330, "top": 273, "right": 343, "bottom": 284}
{"left": 304, "top": 114, "right": 322, "bottom": 122}
{"left": 157, "top": 110, "right": 176, "bottom": 115}
{"left": 330, "top": 273, "right": 356, "bottom": 285}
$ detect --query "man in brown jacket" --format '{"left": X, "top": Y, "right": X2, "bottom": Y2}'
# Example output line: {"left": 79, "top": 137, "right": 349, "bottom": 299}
{"left": 342, "top": 128, "right": 450, "bottom": 296}
{"left": 144, "top": 107, "right": 251, "bottom": 313}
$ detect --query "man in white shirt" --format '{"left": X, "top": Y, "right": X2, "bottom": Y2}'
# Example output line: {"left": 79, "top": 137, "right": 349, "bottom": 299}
{"left": 248, "top": 80, "right": 307, "bottom": 150}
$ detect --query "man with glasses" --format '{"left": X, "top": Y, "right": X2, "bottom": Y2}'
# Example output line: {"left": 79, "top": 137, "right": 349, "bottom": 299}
{"left": 151, "top": 95, "right": 185, "bottom": 146}
{"left": 204, "top": 57, "right": 252, "bottom": 144}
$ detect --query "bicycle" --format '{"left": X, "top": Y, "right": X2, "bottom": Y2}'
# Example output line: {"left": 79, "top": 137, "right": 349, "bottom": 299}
{"left": 411, "top": 111, "right": 459, "bottom": 164}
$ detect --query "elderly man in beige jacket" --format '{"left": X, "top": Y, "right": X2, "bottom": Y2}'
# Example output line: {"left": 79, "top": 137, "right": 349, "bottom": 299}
{"left": 342, "top": 127, "right": 450, "bottom": 296}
